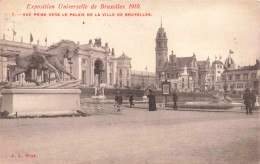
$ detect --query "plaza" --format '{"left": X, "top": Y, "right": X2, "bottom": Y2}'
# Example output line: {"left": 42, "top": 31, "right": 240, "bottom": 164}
{"left": 0, "top": 106, "right": 259, "bottom": 164}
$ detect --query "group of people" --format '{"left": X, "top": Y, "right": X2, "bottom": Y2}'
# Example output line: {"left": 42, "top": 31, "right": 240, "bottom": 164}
{"left": 114, "top": 91, "right": 135, "bottom": 112}
{"left": 115, "top": 87, "right": 258, "bottom": 114}
{"left": 114, "top": 89, "right": 179, "bottom": 112}
{"left": 243, "top": 88, "right": 257, "bottom": 115}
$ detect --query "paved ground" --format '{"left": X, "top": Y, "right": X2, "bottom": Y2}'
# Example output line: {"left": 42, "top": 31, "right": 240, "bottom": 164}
{"left": 0, "top": 107, "right": 259, "bottom": 164}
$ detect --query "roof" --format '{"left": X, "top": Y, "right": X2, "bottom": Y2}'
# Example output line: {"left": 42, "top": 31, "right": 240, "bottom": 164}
{"left": 117, "top": 53, "right": 131, "bottom": 60}
{"left": 79, "top": 44, "right": 92, "bottom": 50}
{"left": 212, "top": 60, "right": 223, "bottom": 65}
{"left": 225, "top": 65, "right": 260, "bottom": 72}
{"left": 177, "top": 57, "right": 193, "bottom": 67}
{"left": 131, "top": 70, "right": 155, "bottom": 76}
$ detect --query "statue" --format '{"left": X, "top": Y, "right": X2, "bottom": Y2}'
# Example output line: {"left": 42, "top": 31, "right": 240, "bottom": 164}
{"left": 0, "top": 40, "right": 79, "bottom": 87}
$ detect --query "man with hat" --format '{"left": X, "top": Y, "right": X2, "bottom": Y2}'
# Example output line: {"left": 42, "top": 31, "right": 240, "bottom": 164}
{"left": 172, "top": 90, "right": 178, "bottom": 110}
{"left": 115, "top": 91, "right": 123, "bottom": 112}
{"left": 129, "top": 92, "right": 134, "bottom": 108}
{"left": 243, "top": 88, "right": 252, "bottom": 115}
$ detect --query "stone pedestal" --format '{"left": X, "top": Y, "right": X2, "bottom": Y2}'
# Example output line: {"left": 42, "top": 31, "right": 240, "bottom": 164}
{"left": 1, "top": 89, "right": 81, "bottom": 117}
{"left": 91, "top": 95, "right": 106, "bottom": 100}
{"left": 143, "top": 96, "right": 148, "bottom": 102}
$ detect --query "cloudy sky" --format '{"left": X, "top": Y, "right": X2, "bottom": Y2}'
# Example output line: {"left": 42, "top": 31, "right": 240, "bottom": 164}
{"left": 0, "top": 0, "right": 259, "bottom": 72}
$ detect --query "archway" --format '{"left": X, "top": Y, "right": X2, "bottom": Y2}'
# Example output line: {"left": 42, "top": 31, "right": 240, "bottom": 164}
{"left": 94, "top": 59, "right": 104, "bottom": 86}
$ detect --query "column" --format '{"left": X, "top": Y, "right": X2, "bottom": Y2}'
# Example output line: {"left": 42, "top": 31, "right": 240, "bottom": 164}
{"left": 0, "top": 57, "right": 7, "bottom": 82}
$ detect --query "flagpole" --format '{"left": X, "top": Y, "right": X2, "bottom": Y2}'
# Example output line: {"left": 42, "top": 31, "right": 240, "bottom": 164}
{"left": 12, "top": 29, "right": 14, "bottom": 41}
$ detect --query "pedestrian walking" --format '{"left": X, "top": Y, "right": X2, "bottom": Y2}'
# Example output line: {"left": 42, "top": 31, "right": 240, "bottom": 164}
{"left": 251, "top": 90, "right": 256, "bottom": 110}
{"left": 243, "top": 88, "right": 252, "bottom": 115}
{"left": 172, "top": 90, "right": 178, "bottom": 110}
{"left": 147, "top": 89, "right": 157, "bottom": 111}
{"left": 129, "top": 92, "right": 134, "bottom": 108}
{"left": 115, "top": 91, "right": 123, "bottom": 112}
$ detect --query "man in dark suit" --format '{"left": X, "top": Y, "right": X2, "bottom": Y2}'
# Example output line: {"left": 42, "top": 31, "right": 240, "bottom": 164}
{"left": 172, "top": 90, "right": 178, "bottom": 110}
{"left": 243, "top": 88, "right": 252, "bottom": 115}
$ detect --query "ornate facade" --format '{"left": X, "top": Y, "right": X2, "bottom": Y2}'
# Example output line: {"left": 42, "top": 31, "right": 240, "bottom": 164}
{"left": 0, "top": 38, "right": 132, "bottom": 88}
{"left": 220, "top": 59, "right": 260, "bottom": 93}
{"left": 154, "top": 23, "right": 260, "bottom": 93}
{"left": 155, "top": 24, "right": 209, "bottom": 91}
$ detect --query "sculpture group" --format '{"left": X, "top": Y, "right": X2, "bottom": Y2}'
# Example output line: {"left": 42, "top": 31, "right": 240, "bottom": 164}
{"left": 0, "top": 40, "right": 79, "bottom": 87}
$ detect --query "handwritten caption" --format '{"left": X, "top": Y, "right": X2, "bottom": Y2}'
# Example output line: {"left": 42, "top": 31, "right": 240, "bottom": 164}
{"left": 11, "top": 153, "right": 36, "bottom": 159}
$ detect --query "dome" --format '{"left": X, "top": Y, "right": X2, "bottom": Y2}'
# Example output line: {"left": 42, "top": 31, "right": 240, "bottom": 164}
{"left": 212, "top": 60, "right": 223, "bottom": 65}
{"left": 224, "top": 55, "right": 236, "bottom": 70}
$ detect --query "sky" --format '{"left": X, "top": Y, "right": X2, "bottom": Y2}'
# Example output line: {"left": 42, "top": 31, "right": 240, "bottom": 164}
{"left": 0, "top": 0, "right": 259, "bottom": 72}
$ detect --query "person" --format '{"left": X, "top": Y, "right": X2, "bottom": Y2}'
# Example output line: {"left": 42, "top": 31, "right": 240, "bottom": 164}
{"left": 115, "top": 91, "right": 123, "bottom": 112}
{"left": 172, "top": 90, "right": 178, "bottom": 110}
{"left": 243, "top": 88, "right": 252, "bottom": 115}
{"left": 147, "top": 89, "right": 157, "bottom": 111}
{"left": 129, "top": 93, "right": 134, "bottom": 108}
{"left": 251, "top": 90, "right": 256, "bottom": 110}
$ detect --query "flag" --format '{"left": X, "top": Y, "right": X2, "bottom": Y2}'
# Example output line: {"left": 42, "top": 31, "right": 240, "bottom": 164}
{"left": 30, "top": 33, "right": 33, "bottom": 43}
{"left": 229, "top": 49, "right": 234, "bottom": 54}
{"left": 45, "top": 35, "right": 47, "bottom": 43}
{"left": 13, "top": 29, "right": 16, "bottom": 36}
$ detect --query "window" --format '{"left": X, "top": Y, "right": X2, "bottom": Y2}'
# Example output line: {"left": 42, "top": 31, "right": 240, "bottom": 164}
{"left": 217, "top": 71, "right": 221, "bottom": 73}
{"left": 159, "top": 60, "right": 161, "bottom": 66}
{"left": 127, "top": 70, "right": 129, "bottom": 78}
{"left": 243, "top": 74, "right": 248, "bottom": 80}
{"left": 109, "top": 73, "right": 112, "bottom": 85}
{"left": 82, "top": 71, "right": 86, "bottom": 84}
{"left": 235, "top": 74, "right": 240, "bottom": 80}
{"left": 251, "top": 73, "right": 256, "bottom": 79}
{"left": 119, "top": 69, "right": 122, "bottom": 76}
{"left": 229, "top": 75, "right": 232, "bottom": 81}
{"left": 81, "top": 58, "right": 86, "bottom": 65}
{"left": 237, "top": 84, "right": 244, "bottom": 89}
{"left": 120, "top": 81, "right": 122, "bottom": 87}
{"left": 127, "top": 81, "right": 129, "bottom": 87}
{"left": 222, "top": 75, "right": 225, "bottom": 81}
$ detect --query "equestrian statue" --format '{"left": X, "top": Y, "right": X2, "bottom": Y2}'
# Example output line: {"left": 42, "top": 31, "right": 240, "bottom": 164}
{"left": 0, "top": 40, "right": 79, "bottom": 87}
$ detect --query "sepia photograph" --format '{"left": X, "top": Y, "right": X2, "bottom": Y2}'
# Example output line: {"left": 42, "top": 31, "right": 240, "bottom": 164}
{"left": 0, "top": 0, "right": 259, "bottom": 163}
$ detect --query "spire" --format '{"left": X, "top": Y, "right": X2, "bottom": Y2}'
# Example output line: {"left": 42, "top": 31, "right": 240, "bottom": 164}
{"left": 161, "top": 17, "right": 162, "bottom": 28}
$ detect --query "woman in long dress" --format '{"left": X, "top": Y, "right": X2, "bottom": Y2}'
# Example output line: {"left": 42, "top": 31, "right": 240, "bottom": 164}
{"left": 147, "top": 89, "right": 157, "bottom": 111}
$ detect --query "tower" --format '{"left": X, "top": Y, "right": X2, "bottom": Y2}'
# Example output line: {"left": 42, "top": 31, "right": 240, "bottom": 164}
{"left": 155, "top": 19, "right": 168, "bottom": 86}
